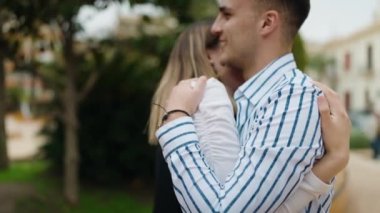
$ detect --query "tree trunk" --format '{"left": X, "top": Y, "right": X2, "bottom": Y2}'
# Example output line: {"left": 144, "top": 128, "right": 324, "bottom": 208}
{"left": 63, "top": 22, "right": 79, "bottom": 205}
{"left": 0, "top": 57, "right": 9, "bottom": 170}
{"left": 29, "top": 64, "right": 37, "bottom": 115}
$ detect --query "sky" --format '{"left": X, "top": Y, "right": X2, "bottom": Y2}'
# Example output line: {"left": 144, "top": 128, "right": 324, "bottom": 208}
{"left": 78, "top": 0, "right": 380, "bottom": 43}
{"left": 300, "top": 0, "right": 379, "bottom": 43}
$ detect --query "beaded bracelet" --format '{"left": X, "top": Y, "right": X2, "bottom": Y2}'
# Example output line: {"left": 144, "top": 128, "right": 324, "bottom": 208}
{"left": 161, "top": 109, "right": 190, "bottom": 126}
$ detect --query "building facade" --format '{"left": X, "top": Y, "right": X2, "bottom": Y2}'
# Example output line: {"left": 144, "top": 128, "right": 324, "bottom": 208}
{"left": 319, "top": 22, "right": 380, "bottom": 114}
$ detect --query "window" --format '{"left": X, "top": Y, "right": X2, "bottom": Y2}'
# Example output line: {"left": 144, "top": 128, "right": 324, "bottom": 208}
{"left": 365, "top": 89, "right": 373, "bottom": 111}
{"left": 344, "top": 52, "right": 351, "bottom": 71}
{"left": 345, "top": 92, "right": 351, "bottom": 111}
{"left": 367, "top": 45, "right": 373, "bottom": 71}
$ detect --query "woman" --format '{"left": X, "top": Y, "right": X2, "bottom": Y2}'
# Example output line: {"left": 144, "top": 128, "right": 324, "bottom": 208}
{"left": 148, "top": 21, "right": 350, "bottom": 212}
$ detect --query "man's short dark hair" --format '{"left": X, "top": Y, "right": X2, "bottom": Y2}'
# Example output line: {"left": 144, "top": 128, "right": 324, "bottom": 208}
{"left": 256, "top": 0, "right": 310, "bottom": 41}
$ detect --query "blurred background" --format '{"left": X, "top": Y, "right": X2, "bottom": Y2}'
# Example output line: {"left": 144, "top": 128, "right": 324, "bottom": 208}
{"left": 0, "top": 0, "right": 379, "bottom": 212}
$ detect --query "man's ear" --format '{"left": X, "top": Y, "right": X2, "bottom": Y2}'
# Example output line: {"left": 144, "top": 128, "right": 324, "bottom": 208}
{"left": 258, "top": 10, "right": 279, "bottom": 37}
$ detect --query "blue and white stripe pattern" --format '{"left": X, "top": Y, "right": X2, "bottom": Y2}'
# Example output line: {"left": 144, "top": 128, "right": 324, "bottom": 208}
{"left": 156, "top": 53, "right": 333, "bottom": 212}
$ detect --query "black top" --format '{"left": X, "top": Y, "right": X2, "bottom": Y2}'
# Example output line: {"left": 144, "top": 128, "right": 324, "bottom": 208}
{"left": 153, "top": 146, "right": 182, "bottom": 213}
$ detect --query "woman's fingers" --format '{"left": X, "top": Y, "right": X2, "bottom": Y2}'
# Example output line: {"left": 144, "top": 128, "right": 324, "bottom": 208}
{"left": 317, "top": 96, "right": 331, "bottom": 125}
{"left": 313, "top": 80, "right": 346, "bottom": 116}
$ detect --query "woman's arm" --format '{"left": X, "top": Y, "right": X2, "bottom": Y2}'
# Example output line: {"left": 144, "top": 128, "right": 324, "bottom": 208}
{"left": 311, "top": 81, "right": 351, "bottom": 183}
{"left": 276, "top": 81, "right": 351, "bottom": 212}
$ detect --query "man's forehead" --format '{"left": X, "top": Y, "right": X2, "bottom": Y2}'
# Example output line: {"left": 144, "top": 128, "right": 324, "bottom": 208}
{"left": 217, "top": 0, "right": 232, "bottom": 6}
{"left": 217, "top": 0, "right": 225, "bottom": 5}
{"left": 216, "top": 0, "right": 245, "bottom": 8}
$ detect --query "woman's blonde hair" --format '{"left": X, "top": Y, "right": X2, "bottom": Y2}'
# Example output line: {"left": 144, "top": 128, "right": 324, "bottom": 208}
{"left": 148, "top": 21, "right": 217, "bottom": 144}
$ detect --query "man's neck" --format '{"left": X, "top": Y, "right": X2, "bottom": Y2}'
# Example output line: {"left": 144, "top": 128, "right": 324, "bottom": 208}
{"left": 243, "top": 46, "right": 291, "bottom": 81}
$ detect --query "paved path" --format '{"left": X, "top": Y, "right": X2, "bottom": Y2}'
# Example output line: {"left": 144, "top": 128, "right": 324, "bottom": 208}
{"left": 347, "top": 150, "right": 380, "bottom": 213}
{"left": 0, "top": 183, "right": 37, "bottom": 213}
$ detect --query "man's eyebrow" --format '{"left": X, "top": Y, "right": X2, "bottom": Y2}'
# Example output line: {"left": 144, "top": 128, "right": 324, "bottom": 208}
{"left": 219, "top": 6, "right": 231, "bottom": 13}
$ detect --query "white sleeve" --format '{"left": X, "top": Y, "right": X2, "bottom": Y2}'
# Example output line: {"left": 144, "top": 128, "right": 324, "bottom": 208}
{"left": 275, "top": 171, "right": 333, "bottom": 213}
{"left": 193, "top": 78, "right": 240, "bottom": 183}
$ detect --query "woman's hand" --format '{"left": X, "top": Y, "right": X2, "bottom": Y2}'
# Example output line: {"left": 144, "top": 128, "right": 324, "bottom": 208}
{"left": 163, "top": 76, "right": 208, "bottom": 124}
{"left": 312, "top": 81, "right": 351, "bottom": 183}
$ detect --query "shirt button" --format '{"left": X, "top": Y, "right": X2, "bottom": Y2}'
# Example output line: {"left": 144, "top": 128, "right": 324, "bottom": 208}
{"left": 195, "top": 144, "right": 200, "bottom": 149}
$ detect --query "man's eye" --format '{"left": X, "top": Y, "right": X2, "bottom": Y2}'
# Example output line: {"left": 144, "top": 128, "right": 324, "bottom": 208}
{"left": 223, "top": 12, "right": 231, "bottom": 19}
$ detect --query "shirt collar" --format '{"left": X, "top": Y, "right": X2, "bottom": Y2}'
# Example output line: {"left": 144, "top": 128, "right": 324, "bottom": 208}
{"left": 235, "top": 53, "right": 297, "bottom": 105}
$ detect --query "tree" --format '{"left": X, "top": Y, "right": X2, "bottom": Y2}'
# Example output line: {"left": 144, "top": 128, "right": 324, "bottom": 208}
{"left": 308, "top": 54, "right": 331, "bottom": 74}
{"left": 42, "top": 3, "right": 181, "bottom": 190}
{"left": 35, "top": 1, "right": 113, "bottom": 205}
{"left": 292, "top": 33, "right": 308, "bottom": 71}
{"left": 0, "top": 54, "right": 9, "bottom": 170}
{"left": 0, "top": 0, "right": 120, "bottom": 205}
{"left": 0, "top": 6, "right": 27, "bottom": 170}
{"left": 130, "top": 0, "right": 217, "bottom": 23}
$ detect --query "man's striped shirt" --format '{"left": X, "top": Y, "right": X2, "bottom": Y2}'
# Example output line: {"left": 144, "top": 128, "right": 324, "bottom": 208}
{"left": 156, "top": 53, "right": 333, "bottom": 212}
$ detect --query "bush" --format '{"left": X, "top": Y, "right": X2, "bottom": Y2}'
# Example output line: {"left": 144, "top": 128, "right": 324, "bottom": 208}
{"left": 350, "top": 128, "right": 371, "bottom": 149}
{"left": 42, "top": 35, "right": 176, "bottom": 184}
{"left": 6, "top": 87, "right": 23, "bottom": 112}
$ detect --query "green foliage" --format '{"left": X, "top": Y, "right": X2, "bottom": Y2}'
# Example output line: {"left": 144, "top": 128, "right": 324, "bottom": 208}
{"left": 149, "top": 0, "right": 194, "bottom": 23}
{"left": 5, "top": 87, "right": 22, "bottom": 111}
{"left": 0, "top": 161, "right": 48, "bottom": 182}
{"left": 5, "top": 84, "right": 31, "bottom": 111}
{"left": 66, "top": 191, "right": 151, "bottom": 213}
{"left": 350, "top": 128, "right": 371, "bottom": 149}
{"left": 130, "top": 0, "right": 217, "bottom": 23}
{"left": 189, "top": 0, "right": 218, "bottom": 21}
{"left": 0, "top": 161, "right": 152, "bottom": 213}
{"left": 308, "top": 54, "right": 335, "bottom": 75}
{"left": 292, "top": 33, "right": 308, "bottom": 71}
{"left": 16, "top": 188, "right": 152, "bottom": 213}
{"left": 43, "top": 34, "right": 176, "bottom": 184}
{"left": 0, "top": 0, "right": 108, "bottom": 22}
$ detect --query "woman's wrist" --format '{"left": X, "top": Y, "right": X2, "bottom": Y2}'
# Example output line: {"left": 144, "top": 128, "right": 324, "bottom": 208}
{"left": 161, "top": 109, "right": 191, "bottom": 126}
{"left": 312, "top": 152, "right": 348, "bottom": 183}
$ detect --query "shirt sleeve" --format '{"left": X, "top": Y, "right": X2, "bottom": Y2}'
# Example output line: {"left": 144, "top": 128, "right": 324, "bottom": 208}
{"left": 193, "top": 78, "right": 240, "bottom": 183}
{"left": 275, "top": 171, "right": 333, "bottom": 213}
{"left": 156, "top": 83, "right": 324, "bottom": 212}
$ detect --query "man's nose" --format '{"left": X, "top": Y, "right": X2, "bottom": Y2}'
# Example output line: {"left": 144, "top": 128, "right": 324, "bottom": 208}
{"left": 211, "top": 15, "right": 222, "bottom": 36}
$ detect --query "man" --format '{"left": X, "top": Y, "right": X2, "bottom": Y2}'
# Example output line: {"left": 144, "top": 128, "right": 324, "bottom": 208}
{"left": 157, "top": 0, "right": 337, "bottom": 212}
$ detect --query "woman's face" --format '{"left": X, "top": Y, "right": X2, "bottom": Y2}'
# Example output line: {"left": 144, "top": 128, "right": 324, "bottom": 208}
{"left": 207, "top": 45, "right": 228, "bottom": 76}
